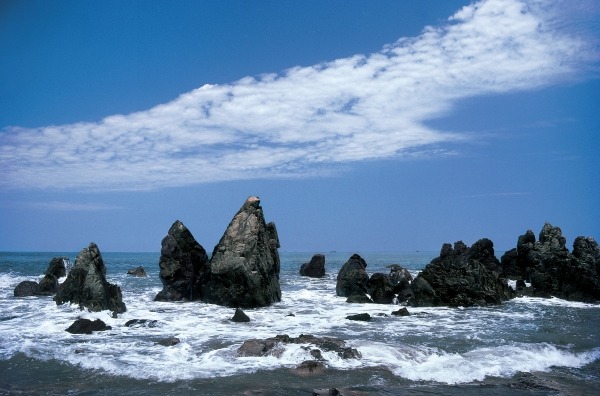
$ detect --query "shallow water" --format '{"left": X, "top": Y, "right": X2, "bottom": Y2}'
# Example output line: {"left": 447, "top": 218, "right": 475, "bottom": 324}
{"left": 1, "top": 251, "right": 599, "bottom": 395}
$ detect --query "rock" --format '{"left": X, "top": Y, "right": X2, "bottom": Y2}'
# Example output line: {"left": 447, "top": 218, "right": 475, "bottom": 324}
{"left": 124, "top": 319, "right": 159, "bottom": 328}
{"left": 154, "top": 220, "right": 209, "bottom": 302}
{"left": 345, "top": 294, "right": 373, "bottom": 304}
{"left": 388, "top": 264, "right": 413, "bottom": 301}
{"left": 391, "top": 307, "right": 410, "bottom": 316}
{"left": 336, "top": 254, "right": 369, "bottom": 298}
{"left": 127, "top": 266, "right": 147, "bottom": 277}
{"left": 367, "top": 273, "right": 395, "bottom": 304}
{"left": 37, "top": 274, "right": 59, "bottom": 295}
{"left": 501, "top": 223, "right": 600, "bottom": 302}
{"left": 45, "top": 257, "right": 67, "bottom": 278}
{"left": 13, "top": 281, "right": 40, "bottom": 297}
{"left": 346, "top": 313, "right": 371, "bottom": 321}
{"left": 201, "top": 196, "right": 281, "bottom": 308}
{"left": 65, "top": 318, "right": 111, "bottom": 334}
{"left": 291, "top": 360, "right": 325, "bottom": 376}
{"left": 237, "top": 334, "right": 360, "bottom": 360}
{"left": 156, "top": 337, "right": 180, "bottom": 346}
{"left": 299, "top": 254, "right": 326, "bottom": 278}
{"left": 409, "top": 239, "right": 513, "bottom": 307}
{"left": 231, "top": 308, "right": 251, "bottom": 322}
{"left": 54, "top": 243, "right": 127, "bottom": 313}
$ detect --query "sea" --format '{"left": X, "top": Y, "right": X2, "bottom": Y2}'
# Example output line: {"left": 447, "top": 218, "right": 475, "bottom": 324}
{"left": 1, "top": 251, "right": 599, "bottom": 395}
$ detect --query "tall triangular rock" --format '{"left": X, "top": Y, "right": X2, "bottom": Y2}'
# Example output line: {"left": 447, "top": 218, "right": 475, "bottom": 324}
{"left": 201, "top": 196, "right": 281, "bottom": 307}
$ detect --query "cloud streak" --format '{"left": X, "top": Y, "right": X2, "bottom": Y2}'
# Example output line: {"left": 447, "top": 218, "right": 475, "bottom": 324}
{"left": 0, "top": 0, "right": 596, "bottom": 191}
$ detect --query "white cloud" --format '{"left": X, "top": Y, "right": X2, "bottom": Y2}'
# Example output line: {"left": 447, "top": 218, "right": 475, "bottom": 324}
{"left": 23, "top": 201, "right": 123, "bottom": 211}
{"left": 0, "top": 0, "right": 596, "bottom": 191}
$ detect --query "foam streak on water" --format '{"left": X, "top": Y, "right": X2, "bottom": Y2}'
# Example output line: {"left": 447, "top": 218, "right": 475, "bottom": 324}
{"left": 1, "top": 251, "right": 599, "bottom": 386}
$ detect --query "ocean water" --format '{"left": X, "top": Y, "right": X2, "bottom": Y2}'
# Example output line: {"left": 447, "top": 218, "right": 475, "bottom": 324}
{"left": 1, "top": 251, "right": 599, "bottom": 395}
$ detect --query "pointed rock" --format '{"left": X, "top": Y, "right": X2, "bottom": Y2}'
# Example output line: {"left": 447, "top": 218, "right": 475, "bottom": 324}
{"left": 300, "top": 254, "right": 326, "bottom": 278}
{"left": 201, "top": 196, "right": 281, "bottom": 307}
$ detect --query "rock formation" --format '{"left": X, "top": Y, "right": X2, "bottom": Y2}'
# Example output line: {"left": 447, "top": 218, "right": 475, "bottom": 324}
{"left": 336, "top": 254, "right": 369, "bottom": 299}
{"left": 201, "top": 196, "right": 281, "bottom": 308}
{"left": 409, "top": 239, "right": 513, "bottom": 307}
{"left": 501, "top": 223, "right": 600, "bottom": 302}
{"left": 231, "top": 308, "right": 251, "bottom": 322}
{"left": 154, "top": 220, "right": 209, "bottom": 302}
{"left": 366, "top": 273, "right": 396, "bottom": 304}
{"left": 13, "top": 280, "right": 40, "bottom": 297}
{"left": 13, "top": 257, "right": 67, "bottom": 297}
{"left": 127, "top": 266, "right": 147, "bottom": 277}
{"left": 54, "top": 243, "right": 126, "bottom": 313}
{"left": 237, "top": 334, "right": 361, "bottom": 360}
{"left": 66, "top": 318, "right": 111, "bottom": 334}
{"left": 299, "top": 254, "right": 326, "bottom": 278}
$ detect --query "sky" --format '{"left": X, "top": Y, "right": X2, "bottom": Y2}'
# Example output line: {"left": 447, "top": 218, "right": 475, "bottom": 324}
{"left": 1, "top": 0, "right": 599, "bottom": 253}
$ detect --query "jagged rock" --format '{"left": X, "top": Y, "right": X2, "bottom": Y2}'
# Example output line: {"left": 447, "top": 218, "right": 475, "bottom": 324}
{"left": 154, "top": 220, "right": 209, "bottom": 302}
{"left": 367, "top": 273, "right": 395, "bottom": 304}
{"left": 391, "top": 307, "right": 410, "bottom": 316}
{"left": 299, "top": 254, "right": 326, "bottom": 278}
{"left": 46, "top": 257, "right": 67, "bottom": 278}
{"left": 13, "top": 281, "right": 40, "bottom": 297}
{"left": 127, "top": 266, "right": 147, "bottom": 277}
{"left": 237, "top": 334, "right": 360, "bottom": 360}
{"left": 388, "top": 264, "right": 413, "bottom": 302}
{"left": 66, "top": 318, "right": 111, "bottom": 334}
{"left": 201, "top": 196, "right": 281, "bottom": 308}
{"left": 501, "top": 223, "right": 600, "bottom": 302}
{"left": 124, "top": 319, "right": 159, "bottom": 328}
{"left": 37, "top": 274, "right": 59, "bottom": 295}
{"left": 231, "top": 308, "right": 250, "bottom": 322}
{"left": 336, "top": 254, "right": 369, "bottom": 299}
{"left": 346, "top": 313, "right": 371, "bottom": 321}
{"left": 409, "top": 239, "right": 513, "bottom": 307}
{"left": 54, "top": 243, "right": 126, "bottom": 313}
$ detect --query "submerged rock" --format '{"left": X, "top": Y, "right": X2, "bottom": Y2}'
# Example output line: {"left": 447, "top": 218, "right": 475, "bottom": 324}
{"left": 237, "top": 334, "right": 360, "bottom": 360}
{"left": 154, "top": 220, "right": 209, "bottom": 302}
{"left": 410, "top": 239, "right": 513, "bottom": 307}
{"left": 66, "top": 318, "right": 111, "bottom": 334}
{"left": 201, "top": 196, "right": 281, "bottom": 308}
{"left": 156, "top": 337, "right": 180, "bottom": 346}
{"left": 291, "top": 360, "right": 326, "bottom": 376}
{"left": 54, "top": 243, "right": 126, "bottom": 313}
{"left": 346, "top": 313, "right": 371, "bottom": 321}
{"left": 299, "top": 254, "right": 326, "bottom": 278}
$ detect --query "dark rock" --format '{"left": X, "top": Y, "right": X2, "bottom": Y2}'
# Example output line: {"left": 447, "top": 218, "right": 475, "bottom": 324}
{"left": 54, "top": 243, "right": 126, "bottom": 313}
{"left": 336, "top": 254, "right": 369, "bottom": 298}
{"left": 310, "top": 349, "right": 324, "bottom": 360}
{"left": 201, "top": 196, "right": 281, "bottom": 308}
{"left": 231, "top": 308, "right": 251, "bottom": 322}
{"left": 291, "top": 360, "right": 326, "bottom": 376}
{"left": 388, "top": 264, "right": 413, "bottom": 301}
{"left": 515, "top": 279, "right": 527, "bottom": 290}
{"left": 45, "top": 257, "right": 67, "bottom": 278}
{"left": 391, "top": 307, "right": 410, "bottom": 316}
{"left": 338, "top": 347, "right": 362, "bottom": 359}
{"left": 13, "top": 281, "right": 40, "bottom": 297}
{"left": 313, "top": 389, "right": 340, "bottom": 396}
{"left": 154, "top": 220, "right": 209, "bottom": 302}
{"left": 127, "top": 266, "right": 147, "bottom": 277}
{"left": 345, "top": 294, "right": 373, "bottom": 304}
{"left": 237, "top": 334, "right": 360, "bottom": 360}
{"left": 346, "top": 313, "right": 371, "bottom": 321}
{"left": 299, "top": 254, "right": 326, "bottom": 278}
{"left": 367, "top": 273, "right": 395, "bottom": 304}
{"left": 66, "top": 318, "right": 111, "bottom": 334}
{"left": 156, "top": 337, "right": 180, "bottom": 346}
{"left": 124, "top": 319, "right": 159, "bottom": 328}
{"left": 409, "top": 239, "right": 513, "bottom": 307}
{"left": 37, "top": 274, "right": 59, "bottom": 295}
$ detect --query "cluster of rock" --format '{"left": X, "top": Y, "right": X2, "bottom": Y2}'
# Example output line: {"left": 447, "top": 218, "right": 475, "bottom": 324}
{"left": 155, "top": 196, "right": 282, "bottom": 308}
{"left": 237, "top": 334, "right": 361, "bottom": 360}
{"left": 13, "top": 257, "right": 67, "bottom": 297}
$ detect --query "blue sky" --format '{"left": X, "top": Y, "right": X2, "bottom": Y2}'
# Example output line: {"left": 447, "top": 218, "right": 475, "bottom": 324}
{"left": 1, "top": 0, "right": 599, "bottom": 253}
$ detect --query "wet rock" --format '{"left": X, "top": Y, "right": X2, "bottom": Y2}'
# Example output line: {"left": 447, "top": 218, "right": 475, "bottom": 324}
{"left": 127, "top": 266, "right": 147, "bottom": 277}
{"left": 13, "top": 281, "right": 40, "bottom": 297}
{"left": 54, "top": 243, "right": 126, "bottom": 313}
{"left": 66, "top": 318, "right": 111, "bottom": 334}
{"left": 391, "top": 307, "right": 410, "bottom": 316}
{"left": 45, "top": 257, "right": 67, "bottom": 278}
{"left": 201, "top": 196, "right": 281, "bottom": 308}
{"left": 231, "top": 308, "right": 251, "bottom": 322}
{"left": 336, "top": 254, "right": 369, "bottom": 299}
{"left": 156, "top": 337, "right": 180, "bottom": 346}
{"left": 237, "top": 334, "right": 360, "bottom": 360}
{"left": 345, "top": 294, "right": 373, "bottom": 304}
{"left": 299, "top": 254, "right": 326, "bottom": 278}
{"left": 37, "top": 274, "right": 59, "bottom": 295}
{"left": 124, "top": 319, "right": 159, "bottom": 328}
{"left": 388, "top": 264, "right": 413, "bottom": 301}
{"left": 346, "top": 313, "right": 371, "bottom": 321}
{"left": 409, "top": 239, "right": 513, "bottom": 307}
{"left": 154, "top": 220, "right": 209, "bottom": 302}
{"left": 367, "top": 273, "right": 395, "bottom": 304}
{"left": 291, "top": 360, "right": 325, "bottom": 376}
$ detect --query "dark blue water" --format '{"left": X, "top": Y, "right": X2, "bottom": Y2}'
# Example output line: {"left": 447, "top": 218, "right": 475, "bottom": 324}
{"left": 1, "top": 251, "right": 599, "bottom": 395}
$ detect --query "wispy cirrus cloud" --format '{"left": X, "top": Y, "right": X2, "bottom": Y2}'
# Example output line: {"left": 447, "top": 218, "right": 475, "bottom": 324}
{"left": 22, "top": 201, "right": 123, "bottom": 211}
{"left": 0, "top": 0, "right": 597, "bottom": 191}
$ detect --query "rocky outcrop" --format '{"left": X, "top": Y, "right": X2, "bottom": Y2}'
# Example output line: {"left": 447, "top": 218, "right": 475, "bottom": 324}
{"left": 388, "top": 264, "right": 413, "bottom": 301}
{"left": 367, "top": 273, "right": 396, "bottom": 304}
{"left": 127, "top": 266, "right": 147, "bottom": 277}
{"left": 237, "top": 334, "right": 361, "bottom": 360}
{"left": 201, "top": 197, "right": 281, "bottom": 308}
{"left": 13, "top": 257, "right": 67, "bottom": 297}
{"left": 299, "top": 254, "right": 326, "bottom": 278}
{"left": 501, "top": 223, "right": 600, "bottom": 302}
{"left": 336, "top": 254, "right": 369, "bottom": 299}
{"left": 154, "top": 220, "right": 209, "bottom": 302}
{"left": 409, "top": 239, "right": 513, "bottom": 307}
{"left": 66, "top": 318, "right": 111, "bottom": 334}
{"left": 54, "top": 243, "right": 126, "bottom": 313}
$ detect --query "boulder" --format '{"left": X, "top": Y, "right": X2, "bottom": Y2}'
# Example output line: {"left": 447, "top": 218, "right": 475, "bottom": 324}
{"left": 156, "top": 337, "right": 180, "bottom": 346}
{"left": 231, "top": 308, "right": 251, "bottom": 322}
{"left": 37, "top": 274, "right": 59, "bottom": 295}
{"left": 127, "top": 266, "right": 147, "bottom": 277}
{"left": 336, "top": 254, "right": 369, "bottom": 298}
{"left": 391, "top": 307, "right": 410, "bottom": 316}
{"left": 409, "top": 239, "right": 513, "bottom": 307}
{"left": 345, "top": 294, "right": 373, "bottom": 304}
{"left": 66, "top": 318, "right": 111, "bottom": 334}
{"left": 45, "top": 257, "right": 67, "bottom": 278}
{"left": 154, "top": 220, "right": 209, "bottom": 302}
{"left": 201, "top": 196, "right": 281, "bottom": 308}
{"left": 13, "top": 280, "right": 40, "bottom": 297}
{"left": 54, "top": 243, "right": 126, "bottom": 313}
{"left": 367, "top": 273, "right": 395, "bottom": 304}
{"left": 346, "top": 313, "right": 371, "bottom": 321}
{"left": 299, "top": 254, "right": 326, "bottom": 278}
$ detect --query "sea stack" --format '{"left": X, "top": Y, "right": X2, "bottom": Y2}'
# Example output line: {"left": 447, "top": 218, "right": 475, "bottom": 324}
{"left": 201, "top": 196, "right": 281, "bottom": 308}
